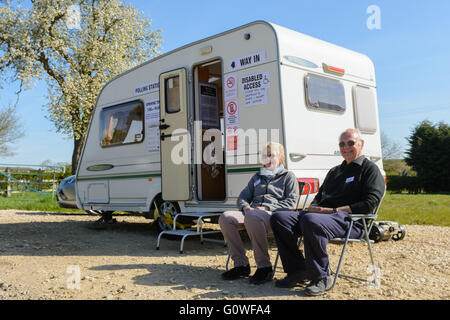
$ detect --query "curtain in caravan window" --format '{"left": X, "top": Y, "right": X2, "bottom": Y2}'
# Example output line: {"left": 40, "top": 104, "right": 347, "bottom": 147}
{"left": 353, "top": 85, "right": 377, "bottom": 134}
{"left": 305, "top": 74, "right": 346, "bottom": 113}
{"left": 100, "top": 100, "right": 144, "bottom": 147}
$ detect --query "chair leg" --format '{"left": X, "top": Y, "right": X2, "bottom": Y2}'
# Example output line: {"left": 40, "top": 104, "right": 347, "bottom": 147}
{"left": 363, "top": 219, "right": 380, "bottom": 287}
{"left": 329, "top": 220, "right": 353, "bottom": 290}
{"left": 329, "top": 219, "right": 379, "bottom": 288}
{"left": 363, "top": 219, "right": 376, "bottom": 268}
{"left": 225, "top": 254, "right": 231, "bottom": 271}
{"left": 272, "top": 251, "right": 279, "bottom": 278}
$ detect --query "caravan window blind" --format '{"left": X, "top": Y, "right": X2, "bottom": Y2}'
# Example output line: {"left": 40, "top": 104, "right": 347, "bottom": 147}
{"left": 353, "top": 85, "right": 377, "bottom": 134}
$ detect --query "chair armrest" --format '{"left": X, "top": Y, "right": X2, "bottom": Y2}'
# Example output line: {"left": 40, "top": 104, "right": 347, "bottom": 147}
{"left": 349, "top": 214, "right": 377, "bottom": 221}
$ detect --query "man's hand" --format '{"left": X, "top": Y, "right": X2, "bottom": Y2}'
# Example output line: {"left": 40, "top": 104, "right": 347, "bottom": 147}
{"left": 308, "top": 206, "right": 333, "bottom": 214}
{"left": 255, "top": 206, "right": 268, "bottom": 211}
{"left": 308, "top": 205, "right": 352, "bottom": 214}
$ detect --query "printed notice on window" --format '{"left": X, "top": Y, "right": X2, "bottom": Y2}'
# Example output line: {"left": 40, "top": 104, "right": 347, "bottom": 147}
{"left": 241, "top": 71, "right": 271, "bottom": 106}
{"left": 199, "top": 82, "right": 220, "bottom": 128}
{"left": 144, "top": 99, "right": 160, "bottom": 152}
{"left": 225, "top": 99, "right": 239, "bottom": 152}
{"left": 224, "top": 73, "right": 238, "bottom": 100}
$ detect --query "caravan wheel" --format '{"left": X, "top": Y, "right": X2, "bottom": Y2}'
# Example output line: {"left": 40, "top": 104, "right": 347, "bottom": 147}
{"left": 155, "top": 201, "right": 180, "bottom": 232}
{"left": 155, "top": 201, "right": 196, "bottom": 232}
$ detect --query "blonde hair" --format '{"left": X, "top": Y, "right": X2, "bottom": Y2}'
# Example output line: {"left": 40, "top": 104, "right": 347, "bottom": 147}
{"left": 261, "top": 142, "right": 286, "bottom": 167}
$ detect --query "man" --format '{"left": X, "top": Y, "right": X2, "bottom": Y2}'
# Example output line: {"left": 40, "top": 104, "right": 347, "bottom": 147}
{"left": 270, "top": 128, "right": 385, "bottom": 296}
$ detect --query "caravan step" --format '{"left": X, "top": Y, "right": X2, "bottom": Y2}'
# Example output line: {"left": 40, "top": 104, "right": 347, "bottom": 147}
{"left": 156, "top": 212, "right": 225, "bottom": 253}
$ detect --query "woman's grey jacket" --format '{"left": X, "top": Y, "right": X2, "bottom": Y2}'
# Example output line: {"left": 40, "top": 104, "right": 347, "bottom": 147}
{"left": 237, "top": 168, "right": 299, "bottom": 212}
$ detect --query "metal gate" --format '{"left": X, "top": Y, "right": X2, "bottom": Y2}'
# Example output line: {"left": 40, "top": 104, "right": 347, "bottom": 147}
{"left": 0, "top": 164, "right": 66, "bottom": 200}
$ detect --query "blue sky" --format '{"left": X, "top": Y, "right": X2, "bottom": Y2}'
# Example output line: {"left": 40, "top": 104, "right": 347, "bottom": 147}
{"left": 1, "top": 0, "right": 449, "bottom": 166}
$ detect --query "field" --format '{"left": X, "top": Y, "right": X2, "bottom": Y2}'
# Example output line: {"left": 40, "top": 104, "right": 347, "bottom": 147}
{"left": 378, "top": 193, "right": 450, "bottom": 226}
{"left": 1, "top": 192, "right": 449, "bottom": 226}
{"left": 0, "top": 192, "right": 81, "bottom": 213}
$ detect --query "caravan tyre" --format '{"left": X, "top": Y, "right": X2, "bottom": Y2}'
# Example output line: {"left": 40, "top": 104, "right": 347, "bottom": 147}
{"left": 155, "top": 201, "right": 196, "bottom": 233}
{"left": 155, "top": 201, "right": 180, "bottom": 232}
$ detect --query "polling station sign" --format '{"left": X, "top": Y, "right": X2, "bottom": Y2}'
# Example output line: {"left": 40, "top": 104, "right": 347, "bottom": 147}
{"left": 134, "top": 81, "right": 159, "bottom": 96}
{"left": 241, "top": 71, "right": 271, "bottom": 106}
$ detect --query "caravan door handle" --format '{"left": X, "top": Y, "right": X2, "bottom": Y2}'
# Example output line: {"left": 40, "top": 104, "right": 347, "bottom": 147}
{"left": 289, "top": 153, "right": 307, "bottom": 161}
{"left": 159, "top": 124, "right": 170, "bottom": 130}
{"left": 160, "top": 133, "right": 172, "bottom": 141}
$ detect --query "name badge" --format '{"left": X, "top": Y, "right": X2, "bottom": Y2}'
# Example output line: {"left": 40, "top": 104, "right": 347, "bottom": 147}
{"left": 254, "top": 179, "right": 261, "bottom": 187}
{"left": 345, "top": 176, "right": 355, "bottom": 183}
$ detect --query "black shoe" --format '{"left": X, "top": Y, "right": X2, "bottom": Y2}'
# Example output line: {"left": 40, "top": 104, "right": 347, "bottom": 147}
{"left": 275, "top": 270, "right": 308, "bottom": 288}
{"left": 89, "top": 216, "right": 117, "bottom": 230}
{"left": 249, "top": 267, "right": 273, "bottom": 285}
{"left": 304, "top": 276, "right": 332, "bottom": 296}
{"left": 221, "top": 265, "right": 251, "bottom": 280}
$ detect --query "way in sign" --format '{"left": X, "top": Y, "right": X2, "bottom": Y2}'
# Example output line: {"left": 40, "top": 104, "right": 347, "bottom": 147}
{"left": 229, "top": 50, "right": 266, "bottom": 71}
{"left": 240, "top": 53, "right": 261, "bottom": 66}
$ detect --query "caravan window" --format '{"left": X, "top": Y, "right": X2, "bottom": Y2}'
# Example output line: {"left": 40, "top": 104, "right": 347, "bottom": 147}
{"left": 100, "top": 100, "right": 144, "bottom": 147}
{"left": 353, "top": 85, "right": 377, "bottom": 134}
{"left": 305, "top": 74, "right": 346, "bottom": 113}
{"left": 165, "top": 76, "right": 181, "bottom": 113}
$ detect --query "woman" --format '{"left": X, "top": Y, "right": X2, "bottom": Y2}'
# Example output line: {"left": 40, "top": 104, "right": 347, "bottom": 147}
{"left": 219, "top": 142, "right": 299, "bottom": 284}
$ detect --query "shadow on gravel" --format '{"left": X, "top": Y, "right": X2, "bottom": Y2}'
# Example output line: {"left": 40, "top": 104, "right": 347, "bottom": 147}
{"left": 89, "top": 263, "right": 309, "bottom": 299}
{"left": 0, "top": 213, "right": 227, "bottom": 258}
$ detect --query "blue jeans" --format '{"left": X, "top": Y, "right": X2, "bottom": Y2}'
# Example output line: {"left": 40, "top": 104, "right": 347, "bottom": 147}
{"left": 270, "top": 210, "right": 364, "bottom": 281}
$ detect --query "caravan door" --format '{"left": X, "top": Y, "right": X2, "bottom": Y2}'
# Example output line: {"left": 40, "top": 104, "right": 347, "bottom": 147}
{"left": 159, "top": 68, "right": 191, "bottom": 201}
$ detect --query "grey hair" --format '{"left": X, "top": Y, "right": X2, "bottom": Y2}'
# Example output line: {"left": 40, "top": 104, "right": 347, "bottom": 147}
{"left": 339, "top": 128, "right": 362, "bottom": 141}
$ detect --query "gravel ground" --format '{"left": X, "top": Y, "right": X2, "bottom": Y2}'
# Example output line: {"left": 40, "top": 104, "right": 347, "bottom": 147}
{"left": 0, "top": 209, "right": 448, "bottom": 300}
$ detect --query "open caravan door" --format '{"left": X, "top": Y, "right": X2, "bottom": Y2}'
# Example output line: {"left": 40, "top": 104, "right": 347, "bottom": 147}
{"left": 159, "top": 68, "right": 191, "bottom": 201}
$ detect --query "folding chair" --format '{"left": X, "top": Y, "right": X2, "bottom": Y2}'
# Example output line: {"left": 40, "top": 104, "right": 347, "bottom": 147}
{"left": 225, "top": 181, "right": 311, "bottom": 278}
{"left": 327, "top": 189, "right": 386, "bottom": 290}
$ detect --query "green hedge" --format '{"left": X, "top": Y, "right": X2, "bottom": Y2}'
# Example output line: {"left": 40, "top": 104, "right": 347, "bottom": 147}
{"left": 387, "top": 175, "right": 423, "bottom": 194}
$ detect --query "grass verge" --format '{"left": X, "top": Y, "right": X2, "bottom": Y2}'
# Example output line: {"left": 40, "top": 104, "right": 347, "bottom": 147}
{"left": 378, "top": 193, "right": 450, "bottom": 226}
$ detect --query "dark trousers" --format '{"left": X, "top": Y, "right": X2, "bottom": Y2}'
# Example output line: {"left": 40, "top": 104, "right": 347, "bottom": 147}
{"left": 270, "top": 210, "right": 364, "bottom": 281}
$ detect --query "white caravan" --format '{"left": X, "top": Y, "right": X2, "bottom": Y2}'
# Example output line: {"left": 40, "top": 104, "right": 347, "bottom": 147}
{"left": 75, "top": 21, "right": 384, "bottom": 230}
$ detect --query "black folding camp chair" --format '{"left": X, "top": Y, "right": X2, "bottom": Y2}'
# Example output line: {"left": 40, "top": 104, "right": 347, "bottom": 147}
{"left": 225, "top": 181, "right": 311, "bottom": 278}
{"left": 326, "top": 189, "right": 386, "bottom": 290}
